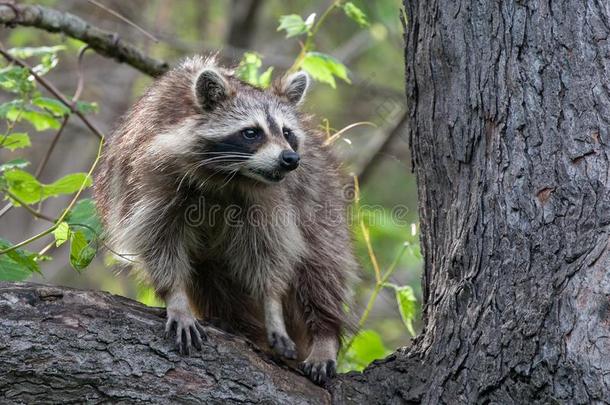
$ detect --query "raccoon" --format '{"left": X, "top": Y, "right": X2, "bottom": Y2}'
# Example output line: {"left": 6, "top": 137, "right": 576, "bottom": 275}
{"left": 94, "top": 55, "right": 357, "bottom": 384}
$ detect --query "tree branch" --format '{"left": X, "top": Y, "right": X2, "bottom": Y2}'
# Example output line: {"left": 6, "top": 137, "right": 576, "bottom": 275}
{"left": 0, "top": 3, "right": 168, "bottom": 77}
{"left": 0, "top": 282, "right": 330, "bottom": 404}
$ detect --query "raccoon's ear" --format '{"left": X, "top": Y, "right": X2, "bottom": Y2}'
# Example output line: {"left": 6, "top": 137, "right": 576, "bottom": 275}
{"left": 277, "top": 71, "right": 310, "bottom": 105}
{"left": 194, "top": 68, "right": 230, "bottom": 110}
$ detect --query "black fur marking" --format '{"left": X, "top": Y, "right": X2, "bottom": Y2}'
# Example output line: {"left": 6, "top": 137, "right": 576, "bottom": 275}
{"left": 283, "top": 128, "right": 299, "bottom": 151}
{"left": 207, "top": 131, "right": 265, "bottom": 156}
{"left": 265, "top": 107, "right": 282, "bottom": 137}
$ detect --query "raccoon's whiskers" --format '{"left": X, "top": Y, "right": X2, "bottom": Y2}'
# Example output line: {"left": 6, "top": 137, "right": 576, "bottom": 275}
{"left": 193, "top": 151, "right": 251, "bottom": 157}
{"left": 219, "top": 168, "right": 240, "bottom": 190}
{"left": 197, "top": 155, "right": 250, "bottom": 164}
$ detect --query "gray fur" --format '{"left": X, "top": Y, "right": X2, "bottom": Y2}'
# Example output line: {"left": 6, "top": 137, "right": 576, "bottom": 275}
{"left": 94, "top": 55, "right": 357, "bottom": 384}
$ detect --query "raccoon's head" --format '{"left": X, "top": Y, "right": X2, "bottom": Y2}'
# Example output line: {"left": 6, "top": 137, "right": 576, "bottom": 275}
{"left": 152, "top": 64, "right": 311, "bottom": 187}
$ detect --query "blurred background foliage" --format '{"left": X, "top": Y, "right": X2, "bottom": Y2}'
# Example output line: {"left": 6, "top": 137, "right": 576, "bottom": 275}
{"left": 0, "top": 0, "right": 421, "bottom": 371}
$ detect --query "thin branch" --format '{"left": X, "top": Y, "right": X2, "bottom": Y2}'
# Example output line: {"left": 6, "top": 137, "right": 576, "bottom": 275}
{"left": 2, "top": 44, "right": 90, "bottom": 220}
{"left": 34, "top": 116, "right": 69, "bottom": 178}
{"left": 87, "top": 0, "right": 159, "bottom": 43}
{"left": 72, "top": 45, "right": 91, "bottom": 103}
{"left": 34, "top": 45, "right": 89, "bottom": 178}
{"left": 0, "top": 46, "right": 104, "bottom": 140}
{"left": 0, "top": 136, "right": 104, "bottom": 256}
{"left": 0, "top": 3, "right": 168, "bottom": 77}
{"left": 323, "top": 121, "right": 377, "bottom": 146}
{"left": 3, "top": 190, "right": 56, "bottom": 223}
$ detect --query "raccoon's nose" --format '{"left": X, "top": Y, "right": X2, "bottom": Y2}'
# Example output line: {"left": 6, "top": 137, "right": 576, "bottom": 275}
{"left": 279, "top": 150, "right": 300, "bottom": 171}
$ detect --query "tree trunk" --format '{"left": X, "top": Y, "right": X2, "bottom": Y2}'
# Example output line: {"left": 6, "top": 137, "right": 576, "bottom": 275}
{"left": 2, "top": 1, "right": 609, "bottom": 404}
{"left": 398, "top": 0, "right": 610, "bottom": 403}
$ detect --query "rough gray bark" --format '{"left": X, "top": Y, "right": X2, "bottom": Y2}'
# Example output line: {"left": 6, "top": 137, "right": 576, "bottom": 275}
{"left": 0, "top": 282, "right": 328, "bottom": 404}
{"left": 0, "top": 3, "right": 168, "bottom": 77}
{"left": 397, "top": 0, "right": 610, "bottom": 403}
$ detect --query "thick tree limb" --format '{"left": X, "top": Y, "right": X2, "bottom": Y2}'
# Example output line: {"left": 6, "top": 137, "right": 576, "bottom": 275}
{"left": 0, "top": 282, "right": 329, "bottom": 404}
{"left": 0, "top": 3, "right": 168, "bottom": 77}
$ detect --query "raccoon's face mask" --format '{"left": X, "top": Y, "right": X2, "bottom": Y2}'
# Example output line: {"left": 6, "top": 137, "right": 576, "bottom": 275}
{"left": 190, "top": 69, "right": 310, "bottom": 185}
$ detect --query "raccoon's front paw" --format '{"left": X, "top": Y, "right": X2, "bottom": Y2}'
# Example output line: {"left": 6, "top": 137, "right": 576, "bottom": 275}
{"left": 268, "top": 331, "right": 297, "bottom": 360}
{"left": 164, "top": 309, "right": 207, "bottom": 355}
{"left": 299, "top": 359, "right": 336, "bottom": 385}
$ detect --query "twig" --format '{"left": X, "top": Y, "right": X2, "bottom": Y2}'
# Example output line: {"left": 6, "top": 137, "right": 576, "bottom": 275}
{"left": 72, "top": 45, "right": 91, "bottom": 103}
{"left": 0, "top": 44, "right": 106, "bottom": 256}
{"left": 288, "top": 0, "right": 342, "bottom": 73}
{"left": 323, "top": 121, "right": 376, "bottom": 146}
{"left": 34, "top": 45, "right": 89, "bottom": 179}
{"left": 0, "top": 46, "right": 104, "bottom": 140}
{"left": 34, "top": 116, "right": 69, "bottom": 178}
{"left": 3, "top": 190, "right": 56, "bottom": 223}
{"left": 0, "top": 3, "right": 168, "bottom": 77}
{"left": 0, "top": 203, "right": 11, "bottom": 219}
{"left": 0, "top": 136, "right": 104, "bottom": 255}
{"left": 87, "top": 0, "right": 159, "bottom": 43}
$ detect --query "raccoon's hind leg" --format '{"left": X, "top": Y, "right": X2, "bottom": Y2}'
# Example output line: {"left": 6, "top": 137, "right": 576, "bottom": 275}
{"left": 295, "top": 261, "right": 348, "bottom": 384}
{"left": 299, "top": 335, "right": 338, "bottom": 384}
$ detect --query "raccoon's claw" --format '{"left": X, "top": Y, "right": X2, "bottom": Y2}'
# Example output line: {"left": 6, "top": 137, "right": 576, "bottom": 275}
{"left": 165, "top": 311, "right": 207, "bottom": 355}
{"left": 299, "top": 359, "right": 336, "bottom": 385}
{"left": 269, "top": 331, "right": 297, "bottom": 360}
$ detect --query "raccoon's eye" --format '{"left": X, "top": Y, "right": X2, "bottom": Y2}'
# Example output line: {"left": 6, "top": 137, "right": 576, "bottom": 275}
{"left": 283, "top": 127, "right": 298, "bottom": 150}
{"left": 241, "top": 127, "right": 262, "bottom": 140}
{"left": 282, "top": 127, "right": 293, "bottom": 138}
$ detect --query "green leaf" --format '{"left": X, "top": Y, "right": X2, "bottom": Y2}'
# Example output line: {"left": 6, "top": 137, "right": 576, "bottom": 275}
{"left": 75, "top": 101, "right": 98, "bottom": 114}
{"left": 19, "top": 110, "right": 61, "bottom": 131}
{"left": 0, "top": 238, "right": 42, "bottom": 281}
{"left": 0, "top": 158, "right": 29, "bottom": 172}
{"left": 45, "top": 173, "right": 92, "bottom": 197}
{"left": 302, "top": 52, "right": 350, "bottom": 88}
{"left": 33, "top": 53, "right": 59, "bottom": 76}
{"left": 0, "top": 258, "right": 31, "bottom": 281}
{"left": 65, "top": 199, "right": 103, "bottom": 243}
{"left": 236, "top": 53, "right": 274, "bottom": 89}
{"left": 0, "top": 133, "right": 31, "bottom": 151}
{"left": 32, "top": 97, "right": 70, "bottom": 116}
{"left": 3, "top": 170, "right": 92, "bottom": 205}
{"left": 395, "top": 285, "right": 417, "bottom": 336}
{"left": 69, "top": 230, "right": 96, "bottom": 271}
{"left": 236, "top": 52, "right": 263, "bottom": 86}
{"left": 343, "top": 2, "right": 369, "bottom": 27}
{"left": 0, "top": 100, "right": 25, "bottom": 119}
{"left": 340, "top": 330, "right": 390, "bottom": 372}
{"left": 258, "top": 67, "right": 274, "bottom": 89}
{"left": 53, "top": 221, "right": 71, "bottom": 247}
{"left": 0, "top": 66, "right": 34, "bottom": 94}
{"left": 277, "top": 14, "right": 310, "bottom": 38}
{"left": 3, "top": 169, "right": 44, "bottom": 204}
{"left": 5, "top": 105, "right": 61, "bottom": 131}
{"left": 8, "top": 45, "right": 66, "bottom": 59}
{"left": 64, "top": 199, "right": 101, "bottom": 271}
